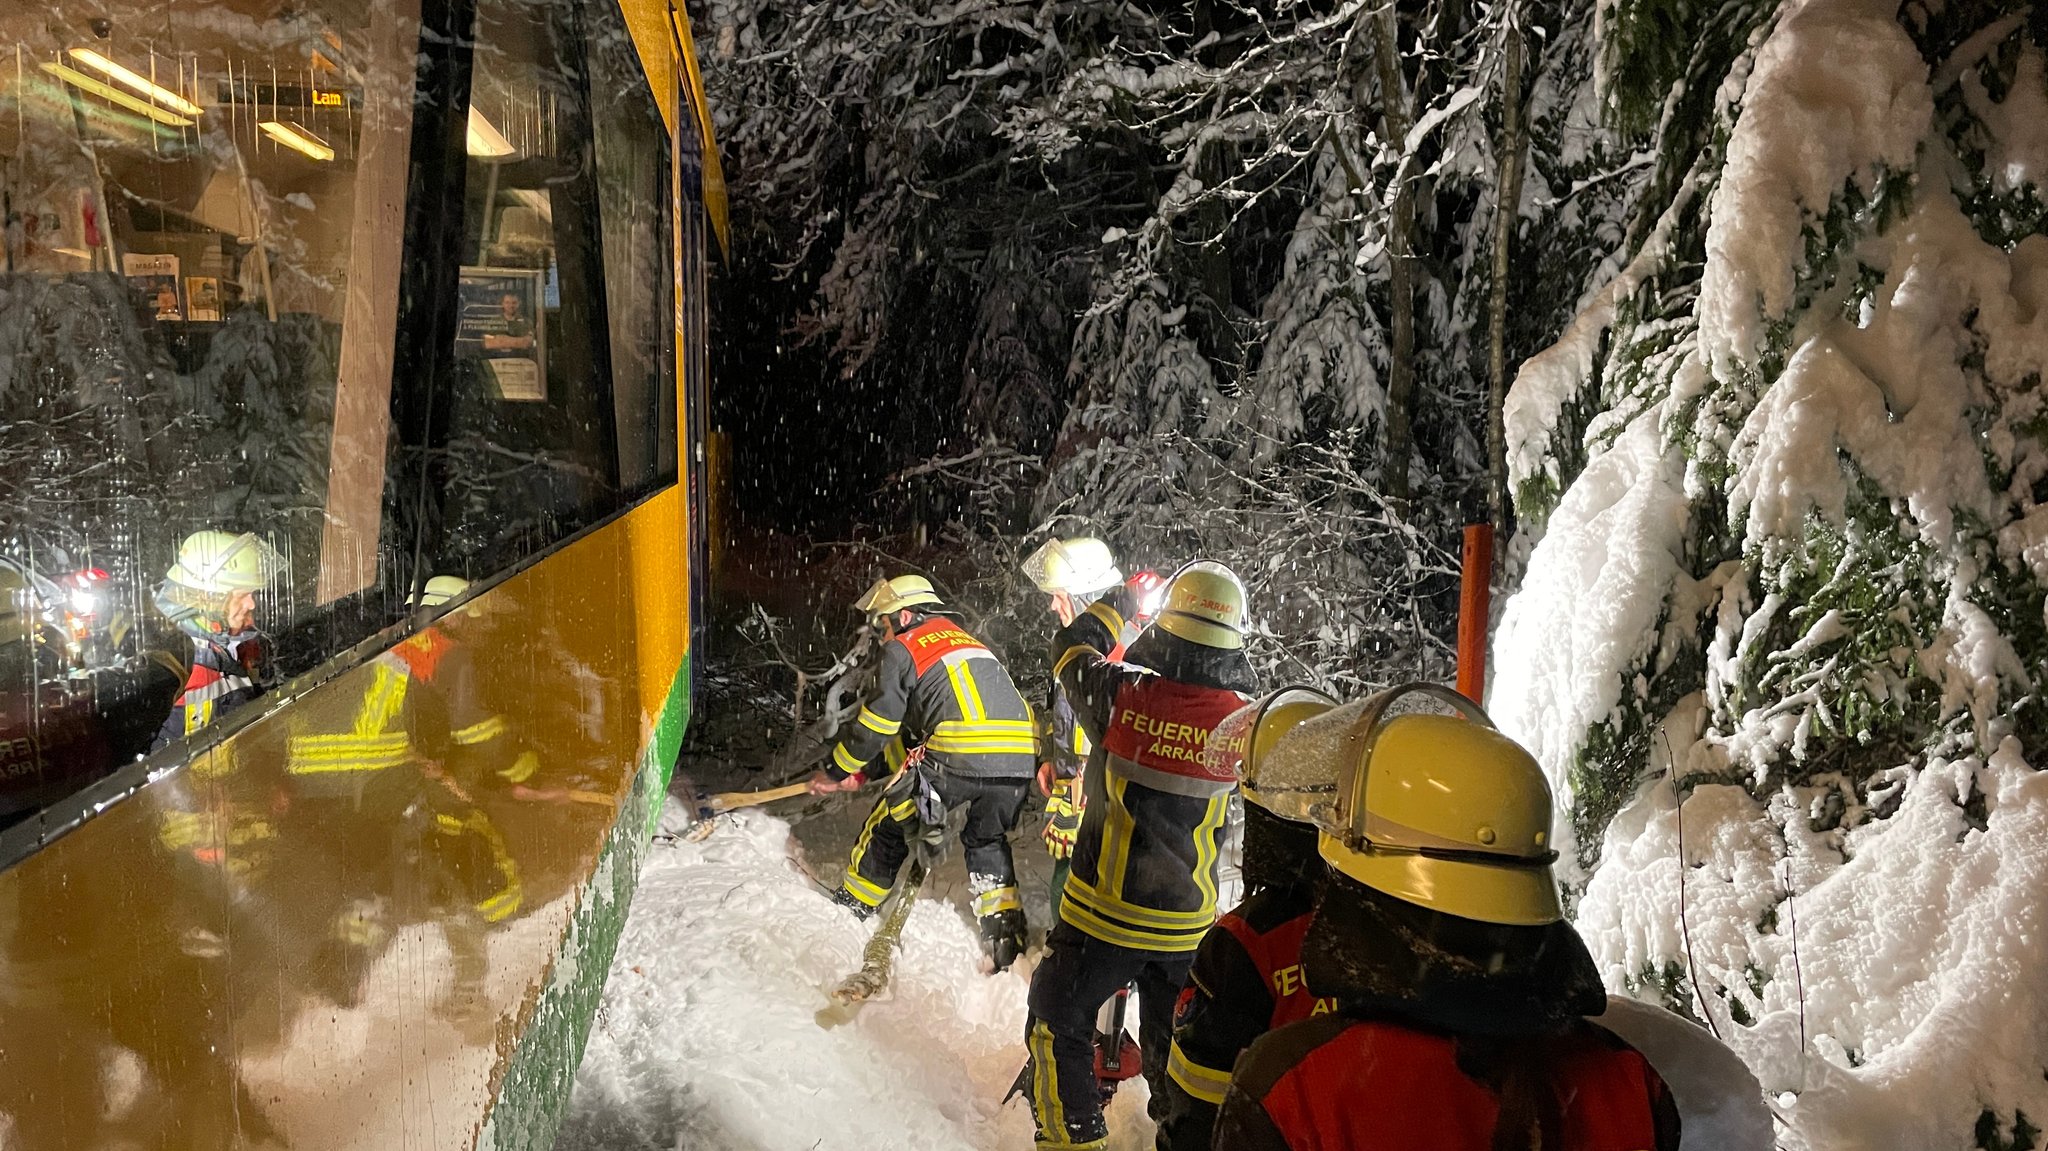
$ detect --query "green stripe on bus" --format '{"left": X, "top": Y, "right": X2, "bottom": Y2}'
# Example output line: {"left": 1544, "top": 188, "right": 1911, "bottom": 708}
{"left": 480, "top": 650, "right": 690, "bottom": 1150}
{"left": 647, "top": 649, "right": 692, "bottom": 832}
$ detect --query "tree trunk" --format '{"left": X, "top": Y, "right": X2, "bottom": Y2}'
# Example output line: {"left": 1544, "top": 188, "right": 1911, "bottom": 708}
{"left": 1370, "top": 5, "right": 1415, "bottom": 504}
{"left": 1486, "top": 17, "right": 1528, "bottom": 542}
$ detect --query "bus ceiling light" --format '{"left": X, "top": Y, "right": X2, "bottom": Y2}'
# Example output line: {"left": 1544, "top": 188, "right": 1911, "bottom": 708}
{"left": 467, "top": 107, "right": 515, "bottom": 158}
{"left": 41, "top": 62, "right": 195, "bottom": 127}
{"left": 260, "top": 120, "right": 335, "bottom": 161}
{"left": 68, "top": 48, "right": 205, "bottom": 117}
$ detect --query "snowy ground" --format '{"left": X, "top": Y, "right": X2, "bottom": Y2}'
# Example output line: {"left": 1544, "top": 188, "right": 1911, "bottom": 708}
{"left": 553, "top": 791, "right": 1161, "bottom": 1151}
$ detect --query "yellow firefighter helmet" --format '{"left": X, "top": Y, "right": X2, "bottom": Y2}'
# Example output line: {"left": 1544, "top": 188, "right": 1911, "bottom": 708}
{"left": 1204, "top": 679, "right": 1335, "bottom": 815}
{"left": 414, "top": 575, "right": 471, "bottom": 608}
{"left": 853, "top": 574, "right": 942, "bottom": 617}
{"left": 1228, "top": 684, "right": 1343, "bottom": 819}
{"left": 165, "top": 531, "right": 279, "bottom": 594}
{"left": 1154, "top": 559, "right": 1247, "bottom": 649}
{"left": 1312, "top": 683, "right": 1563, "bottom": 926}
{"left": 1020, "top": 537, "right": 1124, "bottom": 596}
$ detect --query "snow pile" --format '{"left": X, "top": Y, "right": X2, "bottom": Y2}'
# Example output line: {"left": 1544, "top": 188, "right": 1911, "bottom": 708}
{"left": 1695, "top": 0, "right": 1931, "bottom": 375}
{"left": 1577, "top": 750, "right": 2048, "bottom": 1148}
{"left": 554, "top": 802, "right": 1156, "bottom": 1151}
{"left": 1489, "top": 409, "right": 1688, "bottom": 878}
{"left": 1493, "top": 0, "right": 2048, "bottom": 1146}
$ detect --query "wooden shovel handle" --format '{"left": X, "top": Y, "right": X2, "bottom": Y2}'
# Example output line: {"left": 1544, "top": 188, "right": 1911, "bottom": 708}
{"left": 705, "top": 780, "right": 814, "bottom": 812}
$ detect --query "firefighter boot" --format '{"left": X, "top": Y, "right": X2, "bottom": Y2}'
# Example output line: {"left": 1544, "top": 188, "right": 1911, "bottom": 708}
{"left": 831, "top": 885, "right": 879, "bottom": 921}
{"left": 979, "top": 908, "right": 1027, "bottom": 973}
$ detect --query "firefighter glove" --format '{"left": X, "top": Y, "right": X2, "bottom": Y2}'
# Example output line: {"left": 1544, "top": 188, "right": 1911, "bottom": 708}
{"left": 808, "top": 770, "right": 864, "bottom": 795}
{"left": 1043, "top": 779, "right": 1083, "bottom": 859}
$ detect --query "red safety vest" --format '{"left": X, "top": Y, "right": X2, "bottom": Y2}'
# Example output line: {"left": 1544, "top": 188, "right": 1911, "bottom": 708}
{"left": 1216, "top": 905, "right": 1340, "bottom": 1026}
{"left": 895, "top": 617, "right": 993, "bottom": 675}
{"left": 1254, "top": 1020, "right": 1664, "bottom": 1151}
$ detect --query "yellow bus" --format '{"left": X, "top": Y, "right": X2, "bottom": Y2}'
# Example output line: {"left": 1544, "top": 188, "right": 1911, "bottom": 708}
{"left": 0, "top": 0, "right": 722, "bottom": 1144}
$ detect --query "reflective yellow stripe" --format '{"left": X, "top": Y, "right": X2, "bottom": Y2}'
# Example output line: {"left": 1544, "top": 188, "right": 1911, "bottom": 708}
{"left": 477, "top": 882, "right": 523, "bottom": 923}
{"left": 925, "top": 738, "right": 1039, "bottom": 756}
{"left": 960, "top": 663, "right": 987, "bottom": 722}
{"left": 945, "top": 660, "right": 987, "bottom": 722}
{"left": 1057, "top": 896, "right": 1206, "bottom": 952}
{"left": 1166, "top": 1043, "right": 1232, "bottom": 1105}
{"left": 1191, "top": 790, "right": 1229, "bottom": 916}
{"left": 498, "top": 750, "right": 539, "bottom": 783}
{"left": 926, "top": 718, "right": 1038, "bottom": 756}
{"left": 287, "top": 662, "right": 413, "bottom": 774}
{"left": 843, "top": 874, "right": 889, "bottom": 905}
{"left": 857, "top": 707, "right": 902, "bottom": 736}
{"left": 1063, "top": 874, "right": 1218, "bottom": 928}
{"left": 157, "top": 811, "right": 211, "bottom": 850}
{"left": 356, "top": 664, "right": 409, "bottom": 736}
{"left": 832, "top": 742, "right": 867, "bottom": 773}
{"left": 436, "top": 813, "right": 465, "bottom": 834}
{"left": 285, "top": 734, "right": 412, "bottom": 773}
{"left": 972, "top": 885, "right": 1021, "bottom": 917}
{"left": 843, "top": 798, "right": 893, "bottom": 905}
{"left": 1084, "top": 600, "right": 1125, "bottom": 636}
{"left": 1052, "top": 645, "right": 1093, "bottom": 679}
{"left": 452, "top": 715, "right": 508, "bottom": 745}
{"left": 1030, "top": 1020, "right": 1066, "bottom": 1140}
{"left": 1100, "top": 774, "right": 1135, "bottom": 899}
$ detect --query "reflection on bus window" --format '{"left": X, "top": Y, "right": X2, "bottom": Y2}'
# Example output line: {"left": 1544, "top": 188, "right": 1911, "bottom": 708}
{"left": 590, "top": 14, "right": 676, "bottom": 496}
{"left": 0, "top": 0, "right": 420, "bottom": 824}
{"left": 424, "top": 0, "right": 677, "bottom": 578}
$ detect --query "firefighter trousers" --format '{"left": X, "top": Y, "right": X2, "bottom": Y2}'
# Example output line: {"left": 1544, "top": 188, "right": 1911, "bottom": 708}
{"left": 842, "top": 772, "right": 1029, "bottom": 916}
{"left": 1023, "top": 921, "right": 1193, "bottom": 1148}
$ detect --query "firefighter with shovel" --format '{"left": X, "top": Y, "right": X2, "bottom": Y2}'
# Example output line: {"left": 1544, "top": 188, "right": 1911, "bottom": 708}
{"left": 807, "top": 575, "right": 1040, "bottom": 973}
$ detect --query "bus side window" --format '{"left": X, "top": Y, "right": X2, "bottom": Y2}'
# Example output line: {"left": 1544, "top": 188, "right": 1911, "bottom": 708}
{"left": 0, "top": 0, "right": 423, "bottom": 817}
{"left": 424, "top": 0, "right": 629, "bottom": 580}
{"left": 588, "top": 7, "right": 677, "bottom": 499}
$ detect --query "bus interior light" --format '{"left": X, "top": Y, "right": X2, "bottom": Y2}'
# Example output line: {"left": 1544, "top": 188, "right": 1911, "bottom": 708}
{"left": 41, "top": 62, "right": 195, "bottom": 127}
{"left": 67, "top": 49, "right": 205, "bottom": 117}
{"left": 259, "top": 120, "right": 335, "bottom": 161}
{"left": 467, "top": 107, "right": 515, "bottom": 158}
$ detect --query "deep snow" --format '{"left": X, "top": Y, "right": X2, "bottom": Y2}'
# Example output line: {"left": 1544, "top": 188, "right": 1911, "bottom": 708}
{"left": 553, "top": 797, "right": 1160, "bottom": 1151}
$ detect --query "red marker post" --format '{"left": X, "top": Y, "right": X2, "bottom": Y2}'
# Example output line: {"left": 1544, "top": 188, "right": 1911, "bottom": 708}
{"left": 1456, "top": 524, "right": 1493, "bottom": 704}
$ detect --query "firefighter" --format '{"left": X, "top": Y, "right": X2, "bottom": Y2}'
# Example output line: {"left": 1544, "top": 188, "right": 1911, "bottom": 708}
{"left": 281, "top": 574, "right": 525, "bottom": 1022}
{"left": 1018, "top": 537, "right": 1161, "bottom": 916}
{"left": 1020, "top": 559, "right": 1260, "bottom": 1150}
{"left": 1153, "top": 685, "right": 1342, "bottom": 1151}
{"left": 808, "top": 574, "right": 1040, "bottom": 972}
{"left": 151, "top": 530, "right": 280, "bottom": 752}
{"left": 1212, "top": 684, "right": 1681, "bottom": 1150}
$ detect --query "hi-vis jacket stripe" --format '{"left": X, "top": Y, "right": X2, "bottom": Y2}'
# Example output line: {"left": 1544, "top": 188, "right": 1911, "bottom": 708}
{"left": 287, "top": 659, "right": 413, "bottom": 774}
{"left": 823, "top": 616, "right": 1036, "bottom": 781}
{"left": 286, "top": 631, "right": 521, "bottom": 778}
{"left": 1051, "top": 596, "right": 1252, "bottom": 953}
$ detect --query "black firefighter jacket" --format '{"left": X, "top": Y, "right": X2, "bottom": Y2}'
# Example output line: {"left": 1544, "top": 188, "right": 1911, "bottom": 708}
{"left": 824, "top": 612, "right": 1037, "bottom": 782}
{"left": 1051, "top": 589, "right": 1257, "bottom": 953}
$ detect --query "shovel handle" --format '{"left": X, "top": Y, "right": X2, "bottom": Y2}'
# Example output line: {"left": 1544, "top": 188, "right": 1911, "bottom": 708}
{"left": 704, "top": 781, "right": 814, "bottom": 812}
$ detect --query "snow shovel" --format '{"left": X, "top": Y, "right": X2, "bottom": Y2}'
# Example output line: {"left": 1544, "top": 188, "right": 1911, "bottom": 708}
{"left": 670, "top": 781, "right": 818, "bottom": 842}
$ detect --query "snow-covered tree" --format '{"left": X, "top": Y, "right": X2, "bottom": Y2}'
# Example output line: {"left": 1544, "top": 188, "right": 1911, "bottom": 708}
{"left": 1492, "top": 0, "right": 2048, "bottom": 1145}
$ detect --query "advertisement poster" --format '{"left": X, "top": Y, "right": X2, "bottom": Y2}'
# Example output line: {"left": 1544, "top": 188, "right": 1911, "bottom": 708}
{"left": 123, "top": 253, "right": 182, "bottom": 321}
{"left": 456, "top": 266, "right": 546, "bottom": 401}
{"left": 186, "top": 277, "right": 223, "bottom": 322}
